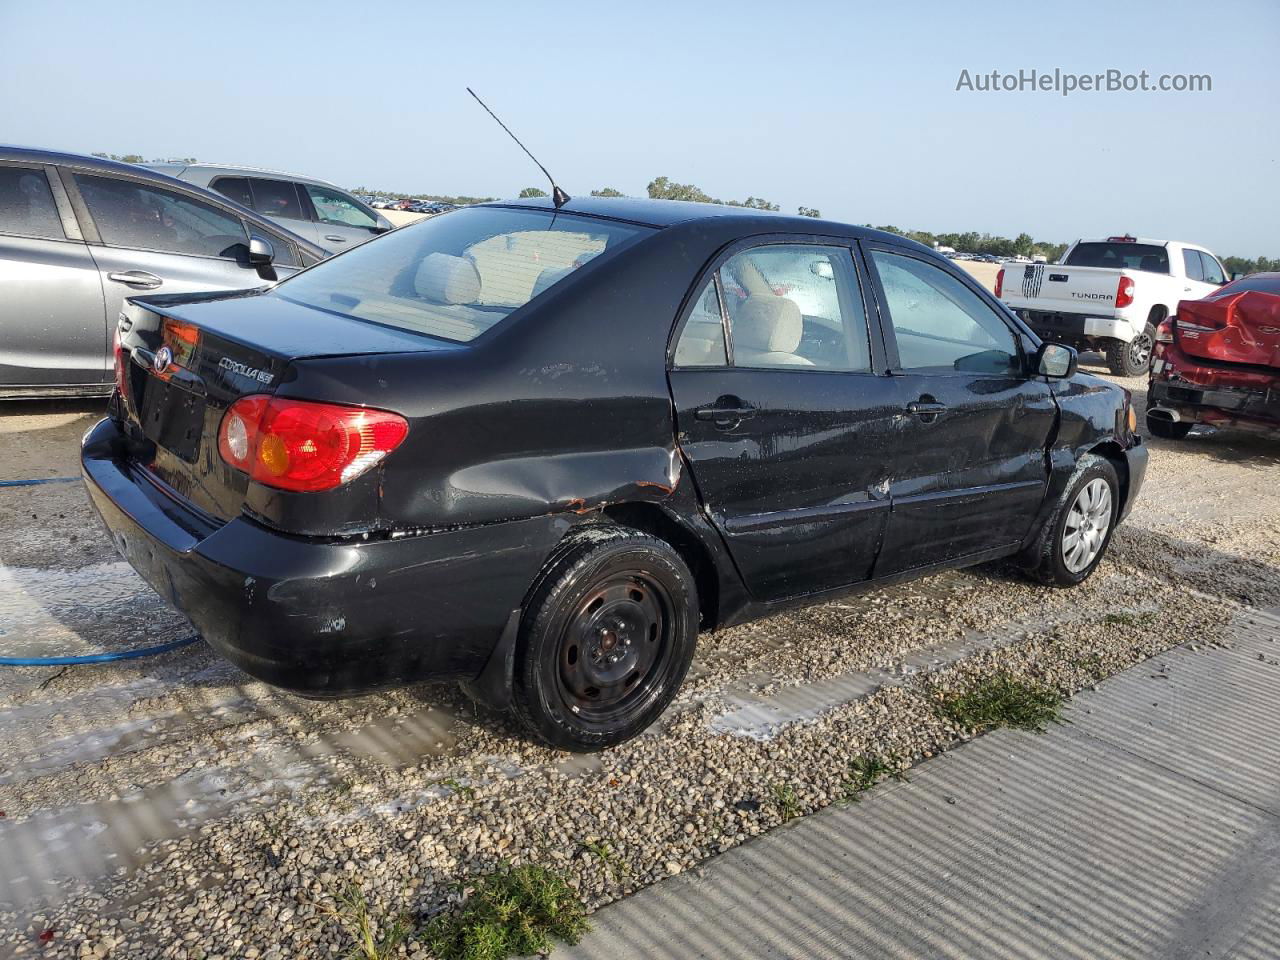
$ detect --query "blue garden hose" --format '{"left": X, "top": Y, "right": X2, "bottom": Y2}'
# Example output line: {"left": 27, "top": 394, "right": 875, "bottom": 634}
{"left": 0, "top": 635, "right": 202, "bottom": 667}
{"left": 0, "top": 475, "right": 203, "bottom": 665}
{"left": 0, "top": 476, "right": 78, "bottom": 487}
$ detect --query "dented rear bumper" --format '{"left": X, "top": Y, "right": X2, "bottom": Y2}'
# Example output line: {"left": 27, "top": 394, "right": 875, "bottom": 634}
{"left": 81, "top": 416, "right": 569, "bottom": 695}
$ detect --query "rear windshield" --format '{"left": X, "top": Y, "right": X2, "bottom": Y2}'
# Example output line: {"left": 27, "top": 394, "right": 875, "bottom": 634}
{"left": 274, "top": 206, "right": 654, "bottom": 342}
{"left": 1064, "top": 242, "right": 1169, "bottom": 274}
{"left": 1222, "top": 274, "right": 1280, "bottom": 296}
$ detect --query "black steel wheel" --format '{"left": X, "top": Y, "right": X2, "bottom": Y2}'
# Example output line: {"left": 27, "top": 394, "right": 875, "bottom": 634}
{"left": 511, "top": 526, "right": 698, "bottom": 751}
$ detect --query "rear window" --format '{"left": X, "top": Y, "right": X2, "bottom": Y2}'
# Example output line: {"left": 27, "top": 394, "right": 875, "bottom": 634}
{"left": 1064, "top": 242, "right": 1169, "bottom": 274}
{"left": 1221, "top": 274, "right": 1280, "bottom": 296}
{"left": 274, "top": 206, "right": 654, "bottom": 343}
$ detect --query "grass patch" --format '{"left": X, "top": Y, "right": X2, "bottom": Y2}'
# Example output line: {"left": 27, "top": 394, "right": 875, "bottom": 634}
{"left": 322, "top": 884, "right": 412, "bottom": 960}
{"left": 934, "top": 673, "right": 1062, "bottom": 733}
{"left": 1100, "top": 611, "right": 1157, "bottom": 627}
{"left": 842, "top": 753, "right": 908, "bottom": 802}
{"left": 581, "top": 838, "right": 629, "bottom": 880}
{"left": 771, "top": 782, "right": 802, "bottom": 822}
{"left": 435, "top": 777, "right": 475, "bottom": 800}
{"left": 422, "top": 863, "right": 588, "bottom": 960}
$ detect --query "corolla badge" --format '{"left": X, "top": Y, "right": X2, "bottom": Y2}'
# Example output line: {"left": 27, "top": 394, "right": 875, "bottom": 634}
{"left": 152, "top": 346, "right": 173, "bottom": 373}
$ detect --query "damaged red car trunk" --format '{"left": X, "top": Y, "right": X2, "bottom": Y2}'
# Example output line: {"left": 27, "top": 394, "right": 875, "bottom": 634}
{"left": 1149, "top": 273, "right": 1280, "bottom": 438}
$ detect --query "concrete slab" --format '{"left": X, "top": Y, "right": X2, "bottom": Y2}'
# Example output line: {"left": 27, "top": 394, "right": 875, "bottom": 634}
{"left": 557, "top": 612, "right": 1280, "bottom": 960}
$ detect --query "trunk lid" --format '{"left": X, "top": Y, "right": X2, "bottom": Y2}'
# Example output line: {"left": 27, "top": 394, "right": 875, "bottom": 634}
{"left": 1176, "top": 290, "right": 1280, "bottom": 369}
{"left": 117, "top": 290, "right": 457, "bottom": 525}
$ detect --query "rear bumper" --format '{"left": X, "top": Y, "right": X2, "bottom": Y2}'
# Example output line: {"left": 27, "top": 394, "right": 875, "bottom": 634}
{"left": 81, "top": 417, "right": 568, "bottom": 696}
{"left": 1149, "top": 342, "right": 1280, "bottom": 431}
{"left": 1019, "top": 310, "right": 1138, "bottom": 343}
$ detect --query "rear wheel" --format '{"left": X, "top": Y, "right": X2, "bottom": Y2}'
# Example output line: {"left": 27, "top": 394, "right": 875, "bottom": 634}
{"left": 1024, "top": 455, "right": 1120, "bottom": 587}
{"left": 1145, "top": 412, "right": 1192, "bottom": 440}
{"left": 511, "top": 527, "right": 698, "bottom": 751}
{"left": 1105, "top": 323, "right": 1156, "bottom": 376}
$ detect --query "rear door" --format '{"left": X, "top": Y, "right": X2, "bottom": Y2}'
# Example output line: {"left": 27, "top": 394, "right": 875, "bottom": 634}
{"left": 0, "top": 162, "right": 107, "bottom": 387}
{"left": 241, "top": 177, "right": 320, "bottom": 245}
{"left": 668, "top": 237, "right": 897, "bottom": 603}
{"left": 67, "top": 171, "right": 275, "bottom": 326}
{"left": 862, "top": 243, "right": 1057, "bottom": 577}
{"left": 297, "top": 182, "right": 383, "bottom": 250}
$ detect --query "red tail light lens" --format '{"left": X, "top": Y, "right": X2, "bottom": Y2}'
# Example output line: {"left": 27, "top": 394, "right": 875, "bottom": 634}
{"left": 1116, "top": 276, "right": 1135, "bottom": 309}
{"left": 1155, "top": 318, "right": 1175, "bottom": 343}
{"left": 994, "top": 268, "right": 1005, "bottom": 299}
{"left": 113, "top": 329, "right": 129, "bottom": 403}
{"left": 218, "top": 396, "right": 408, "bottom": 492}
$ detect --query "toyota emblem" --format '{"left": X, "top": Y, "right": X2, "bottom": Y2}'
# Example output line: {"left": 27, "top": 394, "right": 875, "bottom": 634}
{"left": 153, "top": 346, "right": 173, "bottom": 374}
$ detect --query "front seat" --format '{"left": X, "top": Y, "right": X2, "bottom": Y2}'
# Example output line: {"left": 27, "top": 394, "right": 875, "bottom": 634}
{"left": 733, "top": 297, "right": 813, "bottom": 367}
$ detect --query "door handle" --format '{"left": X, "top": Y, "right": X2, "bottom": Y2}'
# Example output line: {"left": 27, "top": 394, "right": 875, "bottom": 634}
{"left": 323, "top": 235, "right": 347, "bottom": 243}
{"left": 107, "top": 271, "right": 163, "bottom": 289}
{"left": 906, "top": 400, "right": 948, "bottom": 419}
{"left": 694, "top": 405, "right": 756, "bottom": 425}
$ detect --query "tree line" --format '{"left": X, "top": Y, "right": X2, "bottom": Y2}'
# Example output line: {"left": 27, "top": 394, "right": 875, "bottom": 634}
{"left": 87, "top": 152, "right": 1278, "bottom": 273}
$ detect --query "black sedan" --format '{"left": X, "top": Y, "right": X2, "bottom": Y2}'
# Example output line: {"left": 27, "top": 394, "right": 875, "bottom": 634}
{"left": 83, "top": 196, "right": 1147, "bottom": 751}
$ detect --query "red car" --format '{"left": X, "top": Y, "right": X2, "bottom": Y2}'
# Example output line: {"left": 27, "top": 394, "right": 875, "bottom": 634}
{"left": 1147, "top": 273, "right": 1280, "bottom": 439}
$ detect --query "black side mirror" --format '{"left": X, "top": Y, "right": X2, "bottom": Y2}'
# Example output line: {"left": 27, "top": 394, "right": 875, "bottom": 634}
{"left": 1035, "top": 342, "right": 1078, "bottom": 379}
{"left": 248, "top": 235, "right": 275, "bottom": 266}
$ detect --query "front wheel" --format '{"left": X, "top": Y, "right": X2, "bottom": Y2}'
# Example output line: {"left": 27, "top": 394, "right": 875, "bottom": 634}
{"left": 1024, "top": 455, "right": 1120, "bottom": 587}
{"left": 511, "top": 526, "right": 698, "bottom": 751}
{"left": 1105, "top": 323, "right": 1156, "bottom": 376}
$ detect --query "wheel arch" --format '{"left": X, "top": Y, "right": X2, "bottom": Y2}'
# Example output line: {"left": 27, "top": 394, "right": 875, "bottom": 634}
{"left": 1086, "top": 439, "right": 1131, "bottom": 512}
{"left": 600, "top": 501, "right": 721, "bottom": 631}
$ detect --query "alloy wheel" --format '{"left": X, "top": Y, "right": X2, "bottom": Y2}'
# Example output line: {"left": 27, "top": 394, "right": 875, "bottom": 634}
{"left": 1062, "top": 477, "right": 1113, "bottom": 573}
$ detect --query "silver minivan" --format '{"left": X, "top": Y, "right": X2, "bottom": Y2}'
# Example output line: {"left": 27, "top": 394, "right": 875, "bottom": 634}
{"left": 147, "top": 163, "right": 392, "bottom": 254}
{"left": 0, "top": 147, "right": 326, "bottom": 398}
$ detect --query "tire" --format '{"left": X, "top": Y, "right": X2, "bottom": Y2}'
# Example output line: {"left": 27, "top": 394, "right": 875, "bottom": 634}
{"left": 1024, "top": 455, "right": 1121, "bottom": 587}
{"left": 511, "top": 525, "right": 699, "bottom": 751}
{"left": 1105, "top": 323, "right": 1156, "bottom": 376}
{"left": 1145, "top": 412, "right": 1192, "bottom": 440}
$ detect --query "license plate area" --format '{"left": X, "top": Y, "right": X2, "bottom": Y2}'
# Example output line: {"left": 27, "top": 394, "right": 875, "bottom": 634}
{"left": 139, "top": 374, "right": 206, "bottom": 463}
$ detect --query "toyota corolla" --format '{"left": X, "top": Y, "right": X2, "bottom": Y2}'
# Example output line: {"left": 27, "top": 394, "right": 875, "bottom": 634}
{"left": 82, "top": 196, "right": 1147, "bottom": 751}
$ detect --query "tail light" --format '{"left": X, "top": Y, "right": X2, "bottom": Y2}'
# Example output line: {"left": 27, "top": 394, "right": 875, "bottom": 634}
{"left": 218, "top": 396, "right": 408, "bottom": 493}
{"left": 994, "top": 268, "right": 1005, "bottom": 299}
{"left": 113, "top": 329, "right": 129, "bottom": 403}
{"left": 1116, "top": 276, "right": 1135, "bottom": 309}
{"left": 1155, "top": 318, "right": 1175, "bottom": 343}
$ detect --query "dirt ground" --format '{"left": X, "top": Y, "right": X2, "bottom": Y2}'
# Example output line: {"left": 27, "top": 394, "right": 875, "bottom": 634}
{"left": 1, "top": 344, "right": 1277, "bottom": 956}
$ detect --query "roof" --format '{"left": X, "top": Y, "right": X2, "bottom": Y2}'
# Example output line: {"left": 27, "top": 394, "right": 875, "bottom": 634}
{"left": 0, "top": 144, "right": 153, "bottom": 175}
{"left": 480, "top": 194, "right": 917, "bottom": 248}
{"left": 145, "top": 162, "right": 343, "bottom": 188}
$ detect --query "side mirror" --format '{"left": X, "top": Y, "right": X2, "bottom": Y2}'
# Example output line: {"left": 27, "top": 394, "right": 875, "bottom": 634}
{"left": 1035, "top": 342, "right": 1077, "bottom": 379}
{"left": 248, "top": 235, "right": 275, "bottom": 266}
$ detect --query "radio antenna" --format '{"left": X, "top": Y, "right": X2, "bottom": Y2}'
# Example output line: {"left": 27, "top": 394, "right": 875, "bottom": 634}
{"left": 467, "top": 87, "right": 570, "bottom": 208}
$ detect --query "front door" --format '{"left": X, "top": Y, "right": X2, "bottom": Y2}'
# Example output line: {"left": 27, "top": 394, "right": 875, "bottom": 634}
{"left": 69, "top": 171, "right": 273, "bottom": 331}
{"left": 861, "top": 244, "right": 1057, "bottom": 577}
{"left": 298, "top": 182, "right": 383, "bottom": 251}
{"left": 668, "top": 239, "right": 897, "bottom": 603}
{"left": 0, "top": 163, "right": 107, "bottom": 387}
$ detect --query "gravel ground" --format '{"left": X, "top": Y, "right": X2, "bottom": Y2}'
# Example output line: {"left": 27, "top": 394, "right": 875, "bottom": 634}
{"left": 1, "top": 370, "right": 1278, "bottom": 959}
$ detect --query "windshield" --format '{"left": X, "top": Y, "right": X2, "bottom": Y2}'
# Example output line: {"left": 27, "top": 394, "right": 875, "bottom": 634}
{"left": 274, "top": 206, "right": 654, "bottom": 342}
{"left": 1064, "top": 242, "right": 1169, "bottom": 274}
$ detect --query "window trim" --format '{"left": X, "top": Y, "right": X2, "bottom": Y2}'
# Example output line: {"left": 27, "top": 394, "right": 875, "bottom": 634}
{"left": 1182, "top": 247, "right": 1205, "bottom": 283}
{"left": 861, "top": 239, "right": 1033, "bottom": 378}
{"left": 666, "top": 233, "right": 885, "bottom": 375}
{"left": 0, "top": 160, "right": 76, "bottom": 242}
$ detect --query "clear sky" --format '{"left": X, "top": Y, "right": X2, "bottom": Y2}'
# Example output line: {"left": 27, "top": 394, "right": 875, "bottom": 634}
{"left": 2, "top": 0, "right": 1277, "bottom": 256}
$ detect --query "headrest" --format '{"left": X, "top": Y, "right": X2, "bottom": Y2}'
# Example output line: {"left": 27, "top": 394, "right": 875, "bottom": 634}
{"left": 531, "top": 266, "right": 573, "bottom": 299}
{"left": 415, "top": 253, "right": 480, "bottom": 304}
{"left": 734, "top": 297, "right": 803, "bottom": 353}
{"left": 1139, "top": 255, "right": 1163, "bottom": 273}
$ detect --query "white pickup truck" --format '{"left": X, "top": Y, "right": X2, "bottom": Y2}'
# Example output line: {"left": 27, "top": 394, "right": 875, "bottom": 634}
{"left": 996, "top": 236, "right": 1230, "bottom": 375}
